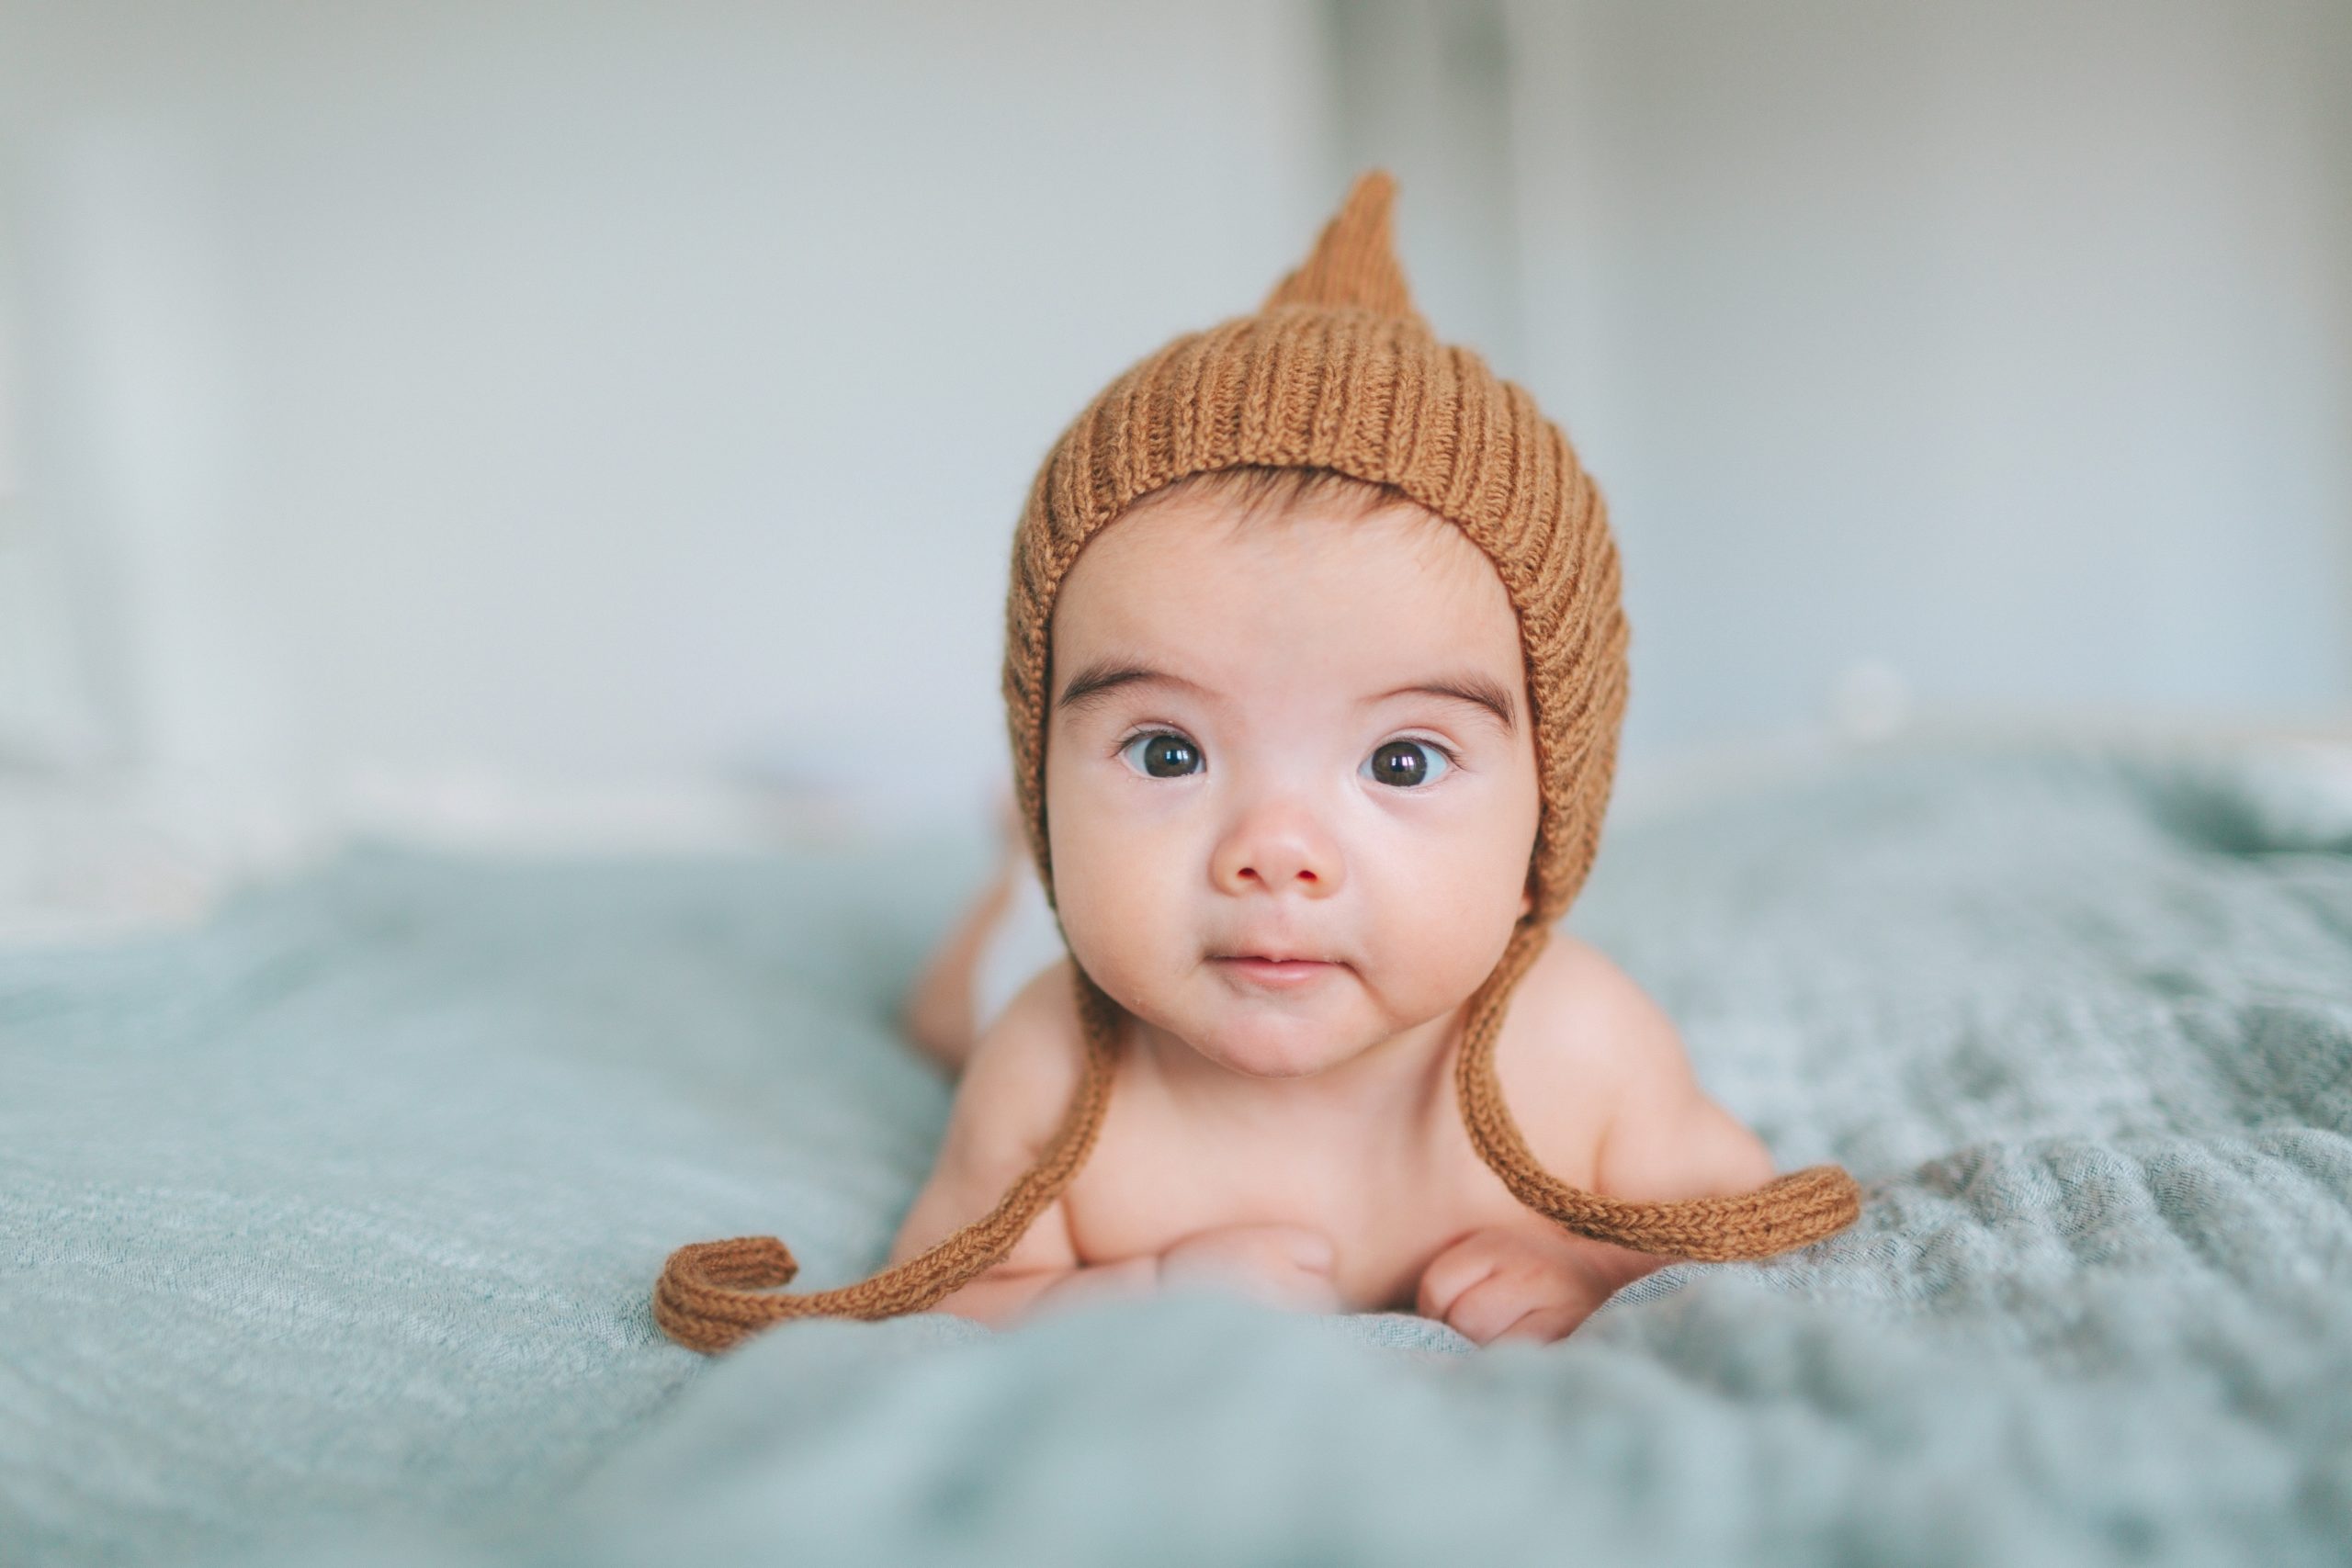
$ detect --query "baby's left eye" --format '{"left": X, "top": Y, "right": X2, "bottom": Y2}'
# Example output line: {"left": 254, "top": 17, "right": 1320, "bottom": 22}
{"left": 1362, "top": 739, "right": 1453, "bottom": 789}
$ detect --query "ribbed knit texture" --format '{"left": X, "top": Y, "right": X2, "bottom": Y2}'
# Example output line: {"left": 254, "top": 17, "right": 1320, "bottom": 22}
{"left": 657, "top": 171, "right": 1861, "bottom": 1353}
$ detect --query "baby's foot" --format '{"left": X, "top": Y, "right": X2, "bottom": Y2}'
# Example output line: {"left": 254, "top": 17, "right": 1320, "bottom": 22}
{"left": 899, "top": 792, "right": 1028, "bottom": 1073}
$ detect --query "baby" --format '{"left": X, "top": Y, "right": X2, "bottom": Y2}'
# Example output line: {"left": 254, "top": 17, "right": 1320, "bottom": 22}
{"left": 892, "top": 465, "right": 1781, "bottom": 1344}
{"left": 652, "top": 171, "right": 1860, "bottom": 1355}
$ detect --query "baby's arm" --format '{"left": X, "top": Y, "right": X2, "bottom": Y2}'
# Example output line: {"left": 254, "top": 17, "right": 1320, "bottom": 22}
{"left": 1420, "top": 941, "right": 1776, "bottom": 1345}
{"left": 1589, "top": 1032, "right": 1777, "bottom": 1209}
{"left": 888, "top": 962, "right": 1113, "bottom": 1325}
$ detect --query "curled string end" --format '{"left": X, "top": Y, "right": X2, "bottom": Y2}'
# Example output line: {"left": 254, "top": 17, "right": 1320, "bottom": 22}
{"left": 651, "top": 1235, "right": 805, "bottom": 1355}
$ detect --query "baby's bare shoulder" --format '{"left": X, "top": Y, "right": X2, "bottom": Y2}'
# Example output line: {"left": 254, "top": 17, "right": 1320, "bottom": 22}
{"left": 1505, "top": 932, "right": 1776, "bottom": 1201}
{"left": 964, "top": 957, "right": 1091, "bottom": 1117}
{"left": 1499, "top": 932, "right": 1681, "bottom": 1106}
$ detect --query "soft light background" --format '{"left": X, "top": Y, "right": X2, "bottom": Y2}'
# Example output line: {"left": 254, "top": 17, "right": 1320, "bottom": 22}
{"left": 2, "top": 0, "right": 2347, "bottom": 937}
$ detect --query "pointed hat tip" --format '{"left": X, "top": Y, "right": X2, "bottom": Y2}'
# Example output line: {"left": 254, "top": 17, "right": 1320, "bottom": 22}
{"left": 1260, "top": 167, "right": 1420, "bottom": 320}
{"left": 1338, "top": 166, "right": 1397, "bottom": 215}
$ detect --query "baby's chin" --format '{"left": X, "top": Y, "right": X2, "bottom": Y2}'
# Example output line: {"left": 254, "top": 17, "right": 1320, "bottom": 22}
{"left": 1182, "top": 1027, "right": 1359, "bottom": 1080}
{"left": 1140, "top": 989, "right": 1393, "bottom": 1080}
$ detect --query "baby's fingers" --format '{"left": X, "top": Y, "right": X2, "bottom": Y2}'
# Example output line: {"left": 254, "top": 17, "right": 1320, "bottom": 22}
{"left": 1415, "top": 1231, "right": 1504, "bottom": 1323}
{"left": 1161, "top": 1223, "right": 1334, "bottom": 1275}
{"left": 1494, "top": 1301, "right": 1597, "bottom": 1345}
{"left": 1257, "top": 1265, "right": 1343, "bottom": 1315}
{"left": 1252, "top": 1224, "right": 1337, "bottom": 1274}
{"left": 1159, "top": 1224, "right": 1340, "bottom": 1313}
{"left": 1434, "top": 1271, "right": 1535, "bottom": 1346}
{"left": 1437, "top": 1265, "right": 1607, "bottom": 1346}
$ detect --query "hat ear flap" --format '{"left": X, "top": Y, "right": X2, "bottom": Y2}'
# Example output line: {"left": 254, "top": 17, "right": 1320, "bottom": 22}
{"left": 1261, "top": 168, "right": 1425, "bottom": 321}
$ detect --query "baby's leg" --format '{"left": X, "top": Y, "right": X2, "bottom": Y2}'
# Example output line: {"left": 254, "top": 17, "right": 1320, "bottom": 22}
{"left": 899, "top": 797, "right": 1024, "bottom": 1075}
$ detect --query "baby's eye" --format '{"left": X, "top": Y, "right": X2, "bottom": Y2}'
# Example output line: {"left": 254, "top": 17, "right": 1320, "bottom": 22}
{"left": 1363, "top": 739, "right": 1453, "bottom": 789}
{"left": 1119, "top": 729, "right": 1203, "bottom": 779}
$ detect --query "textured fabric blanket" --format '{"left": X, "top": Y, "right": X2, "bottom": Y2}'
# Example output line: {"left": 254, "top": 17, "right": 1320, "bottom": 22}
{"left": 4, "top": 738, "right": 2348, "bottom": 1567}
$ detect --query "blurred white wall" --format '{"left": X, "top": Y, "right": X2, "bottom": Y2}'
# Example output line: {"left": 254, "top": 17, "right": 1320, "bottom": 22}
{"left": 0, "top": 0, "right": 2346, "bottom": 884}
{"left": 0, "top": 0, "right": 1336, "bottom": 855}
{"left": 1510, "top": 0, "right": 2352, "bottom": 759}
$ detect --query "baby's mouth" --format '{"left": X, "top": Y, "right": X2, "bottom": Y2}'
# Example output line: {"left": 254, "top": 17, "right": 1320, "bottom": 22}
{"left": 1211, "top": 954, "right": 1341, "bottom": 989}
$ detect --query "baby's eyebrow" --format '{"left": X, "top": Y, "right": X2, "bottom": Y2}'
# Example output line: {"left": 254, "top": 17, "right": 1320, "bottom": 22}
{"left": 1054, "top": 659, "right": 1214, "bottom": 716}
{"left": 1365, "top": 674, "right": 1518, "bottom": 739}
{"left": 1056, "top": 658, "right": 1516, "bottom": 739}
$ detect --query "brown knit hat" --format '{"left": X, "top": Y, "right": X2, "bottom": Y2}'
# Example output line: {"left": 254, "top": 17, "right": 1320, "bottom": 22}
{"left": 655, "top": 171, "right": 1862, "bottom": 1352}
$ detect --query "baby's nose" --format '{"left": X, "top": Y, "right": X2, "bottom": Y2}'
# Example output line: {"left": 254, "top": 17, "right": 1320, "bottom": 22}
{"left": 1210, "top": 805, "right": 1343, "bottom": 897}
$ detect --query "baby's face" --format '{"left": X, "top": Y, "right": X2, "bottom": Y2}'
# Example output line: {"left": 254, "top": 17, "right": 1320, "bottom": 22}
{"left": 1044, "top": 485, "right": 1541, "bottom": 1080}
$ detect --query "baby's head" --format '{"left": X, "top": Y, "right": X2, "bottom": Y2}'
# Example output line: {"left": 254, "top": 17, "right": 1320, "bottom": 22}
{"left": 1003, "top": 171, "right": 1628, "bottom": 1073}
{"left": 650, "top": 174, "right": 1834, "bottom": 1351}
{"left": 1042, "top": 463, "right": 1540, "bottom": 1077}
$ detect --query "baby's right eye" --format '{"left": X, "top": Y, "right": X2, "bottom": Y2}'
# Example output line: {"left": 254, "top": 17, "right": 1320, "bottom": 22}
{"left": 1119, "top": 730, "right": 1203, "bottom": 779}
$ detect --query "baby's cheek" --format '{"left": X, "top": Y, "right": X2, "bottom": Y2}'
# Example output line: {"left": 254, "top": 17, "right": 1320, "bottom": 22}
{"left": 1368, "top": 872, "right": 1521, "bottom": 1003}
{"left": 1053, "top": 831, "right": 1186, "bottom": 998}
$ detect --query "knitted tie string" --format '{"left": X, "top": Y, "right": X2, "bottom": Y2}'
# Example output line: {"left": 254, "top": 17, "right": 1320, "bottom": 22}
{"left": 1452, "top": 920, "right": 1863, "bottom": 1261}
{"left": 651, "top": 979, "right": 1122, "bottom": 1355}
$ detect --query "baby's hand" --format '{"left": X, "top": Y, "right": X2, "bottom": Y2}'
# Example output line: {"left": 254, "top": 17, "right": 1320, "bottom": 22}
{"left": 1157, "top": 1224, "right": 1342, "bottom": 1314}
{"left": 1415, "top": 1227, "right": 1614, "bottom": 1346}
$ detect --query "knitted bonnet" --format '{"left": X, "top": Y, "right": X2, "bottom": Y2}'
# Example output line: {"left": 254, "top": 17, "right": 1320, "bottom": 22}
{"left": 655, "top": 171, "right": 1862, "bottom": 1353}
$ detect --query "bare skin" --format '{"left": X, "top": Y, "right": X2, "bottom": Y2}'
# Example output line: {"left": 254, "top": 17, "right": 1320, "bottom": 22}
{"left": 892, "top": 485, "right": 1777, "bottom": 1346}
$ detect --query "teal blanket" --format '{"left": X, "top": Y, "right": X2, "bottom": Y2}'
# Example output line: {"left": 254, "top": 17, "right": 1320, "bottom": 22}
{"left": 5, "top": 740, "right": 2349, "bottom": 1566}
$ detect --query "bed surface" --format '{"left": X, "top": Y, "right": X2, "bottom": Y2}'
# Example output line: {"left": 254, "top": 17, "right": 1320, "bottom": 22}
{"left": 4, "top": 737, "right": 2348, "bottom": 1566}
